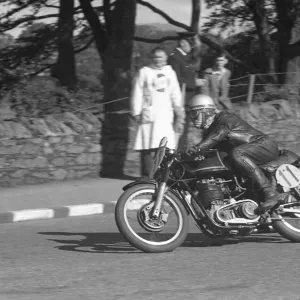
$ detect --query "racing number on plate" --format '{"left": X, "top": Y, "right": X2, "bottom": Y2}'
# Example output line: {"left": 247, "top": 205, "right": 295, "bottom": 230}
{"left": 275, "top": 164, "right": 300, "bottom": 189}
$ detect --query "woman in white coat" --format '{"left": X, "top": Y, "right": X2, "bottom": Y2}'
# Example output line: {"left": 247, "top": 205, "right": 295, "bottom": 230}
{"left": 131, "top": 47, "right": 185, "bottom": 178}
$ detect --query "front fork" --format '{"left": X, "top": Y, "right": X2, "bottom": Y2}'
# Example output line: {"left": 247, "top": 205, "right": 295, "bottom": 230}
{"left": 151, "top": 168, "right": 170, "bottom": 219}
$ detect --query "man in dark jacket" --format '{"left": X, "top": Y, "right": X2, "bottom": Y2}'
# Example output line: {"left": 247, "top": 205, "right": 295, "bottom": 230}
{"left": 168, "top": 33, "right": 205, "bottom": 148}
{"left": 180, "top": 94, "right": 282, "bottom": 212}
{"left": 168, "top": 33, "right": 205, "bottom": 106}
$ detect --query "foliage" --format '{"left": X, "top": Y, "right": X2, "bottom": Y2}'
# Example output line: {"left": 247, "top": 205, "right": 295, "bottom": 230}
{"left": 203, "top": 0, "right": 276, "bottom": 35}
{"left": 253, "top": 84, "right": 290, "bottom": 103}
{"left": 0, "top": 22, "right": 57, "bottom": 88}
{"left": 133, "top": 24, "right": 177, "bottom": 69}
{"left": 8, "top": 76, "right": 103, "bottom": 118}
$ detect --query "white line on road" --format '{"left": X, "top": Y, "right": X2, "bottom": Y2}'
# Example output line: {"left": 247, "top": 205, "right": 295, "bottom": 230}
{"left": 12, "top": 209, "right": 55, "bottom": 222}
{"left": 65, "top": 203, "right": 104, "bottom": 217}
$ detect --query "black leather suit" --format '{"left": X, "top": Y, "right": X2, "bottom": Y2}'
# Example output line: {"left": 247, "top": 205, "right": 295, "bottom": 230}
{"left": 195, "top": 111, "right": 279, "bottom": 188}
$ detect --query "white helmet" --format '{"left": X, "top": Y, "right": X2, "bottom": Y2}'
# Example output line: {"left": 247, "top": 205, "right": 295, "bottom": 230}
{"left": 188, "top": 94, "right": 217, "bottom": 129}
{"left": 188, "top": 94, "right": 216, "bottom": 111}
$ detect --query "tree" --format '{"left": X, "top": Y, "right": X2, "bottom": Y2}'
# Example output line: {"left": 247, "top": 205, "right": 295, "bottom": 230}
{"left": 0, "top": 0, "right": 91, "bottom": 80}
{"left": 203, "top": 0, "right": 300, "bottom": 85}
{"left": 75, "top": 0, "right": 137, "bottom": 177}
{"left": 273, "top": 0, "right": 300, "bottom": 86}
{"left": 246, "top": 0, "right": 276, "bottom": 76}
{"left": 203, "top": 0, "right": 277, "bottom": 75}
{"left": 51, "top": 0, "right": 77, "bottom": 89}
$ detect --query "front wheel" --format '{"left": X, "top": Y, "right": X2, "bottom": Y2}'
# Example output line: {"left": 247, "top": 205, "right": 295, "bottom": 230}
{"left": 115, "top": 183, "right": 189, "bottom": 253}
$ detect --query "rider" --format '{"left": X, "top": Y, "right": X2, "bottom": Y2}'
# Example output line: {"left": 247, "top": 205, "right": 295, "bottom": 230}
{"left": 179, "top": 94, "right": 282, "bottom": 212}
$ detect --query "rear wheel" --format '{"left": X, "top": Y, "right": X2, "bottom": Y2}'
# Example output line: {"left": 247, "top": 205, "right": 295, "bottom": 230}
{"left": 271, "top": 198, "right": 300, "bottom": 242}
{"left": 115, "top": 183, "right": 189, "bottom": 253}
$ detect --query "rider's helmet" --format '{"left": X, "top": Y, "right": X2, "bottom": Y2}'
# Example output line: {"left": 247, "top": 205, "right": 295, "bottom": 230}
{"left": 187, "top": 94, "right": 217, "bottom": 129}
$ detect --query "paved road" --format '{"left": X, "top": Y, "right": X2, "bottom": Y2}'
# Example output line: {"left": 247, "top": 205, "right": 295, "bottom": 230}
{"left": 0, "top": 178, "right": 131, "bottom": 212}
{"left": 1, "top": 214, "right": 300, "bottom": 300}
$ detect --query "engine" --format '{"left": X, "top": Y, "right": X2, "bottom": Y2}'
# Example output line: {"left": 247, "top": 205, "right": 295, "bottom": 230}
{"left": 193, "top": 177, "right": 259, "bottom": 224}
{"left": 194, "top": 177, "right": 232, "bottom": 209}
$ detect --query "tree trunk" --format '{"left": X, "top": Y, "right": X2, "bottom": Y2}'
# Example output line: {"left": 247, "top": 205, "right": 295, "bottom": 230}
{"left": 100, "top": 1, "right": 137, "bottom": 177}
{"left": 190, "top": 0, "right": 202, "bottom": 71}
{"left": 250, "top": 0, "right": 276, "bottom": 78}
{"left": 51, "top": 0, "right": 77, "bottom": 89}
{"left": 274, "top": 0, "right": 294, "bottom": 84}
{"left": 80, "top": 0, "right": 137, "bottom": 178}
{"left": 284, "top": 18, "right": 300, "bottom": 103}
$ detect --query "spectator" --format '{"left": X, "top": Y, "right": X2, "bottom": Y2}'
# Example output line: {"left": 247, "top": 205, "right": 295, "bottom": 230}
{"left": 131, "top": 47, "right": 185, "bottom": 178}
{"left": 202, "top": 52, "right": 232, "bottom": 110}
{"left": 168, "top": 32, "right": 205, "bottom": 106}
{"left": 168, "top": 32, "right": 205, "bottom": 148}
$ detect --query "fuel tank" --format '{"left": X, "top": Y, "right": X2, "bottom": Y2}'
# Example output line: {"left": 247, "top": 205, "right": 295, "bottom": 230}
{"left": 183, "top": 149, "right": 233, "bottom": 178}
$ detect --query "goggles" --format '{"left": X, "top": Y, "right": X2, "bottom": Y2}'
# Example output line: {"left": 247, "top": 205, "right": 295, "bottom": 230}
{"left": 188, "top": 109, "right": 205, "bottom": 120}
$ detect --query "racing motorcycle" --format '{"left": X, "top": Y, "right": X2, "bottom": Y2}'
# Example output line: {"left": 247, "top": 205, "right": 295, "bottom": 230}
{"left": 115, "top": 137, "right": 300, "bottom": 253}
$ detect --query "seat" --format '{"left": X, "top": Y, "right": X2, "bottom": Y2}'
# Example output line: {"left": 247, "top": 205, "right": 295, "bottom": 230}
{"left": 260, "top": 149, "right": 299, "bottom": 171}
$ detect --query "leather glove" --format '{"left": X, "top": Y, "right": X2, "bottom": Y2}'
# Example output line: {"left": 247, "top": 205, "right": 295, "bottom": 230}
{"left": 177, "top": 146, "right": 199, "bottom": 157}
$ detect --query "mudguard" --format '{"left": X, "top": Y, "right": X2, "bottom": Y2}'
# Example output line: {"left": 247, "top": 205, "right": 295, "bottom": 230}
{"left": 122, "top": 179, "right": 157, "bottom": 191}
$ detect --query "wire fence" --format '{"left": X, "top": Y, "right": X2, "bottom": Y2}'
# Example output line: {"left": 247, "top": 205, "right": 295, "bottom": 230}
{"left": 7, "top": 70, "right": 300, "bottom": 119}
{"left": 228, "top": 71, "right": 300, "bottom": 104}
{"left": 70, "top": 71, "right": 300, "bottom": 115}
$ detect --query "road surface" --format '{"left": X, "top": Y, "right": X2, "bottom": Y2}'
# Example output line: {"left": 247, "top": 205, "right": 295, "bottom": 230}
{"left": 1, "top": 213, "right": 300, "bottom": 300}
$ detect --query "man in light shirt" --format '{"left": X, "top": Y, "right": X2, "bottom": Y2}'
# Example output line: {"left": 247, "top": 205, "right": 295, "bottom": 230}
{"left": 202, "top": 53, "right": 232, "bottom": 110}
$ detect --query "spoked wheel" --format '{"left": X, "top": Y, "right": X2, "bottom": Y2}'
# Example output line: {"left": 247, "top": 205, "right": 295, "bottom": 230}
{"left": 271, "top": 196, "right": 300, "bottom": 242}
{"left": 115, "top": 183, "right": 189, "bottom": 253}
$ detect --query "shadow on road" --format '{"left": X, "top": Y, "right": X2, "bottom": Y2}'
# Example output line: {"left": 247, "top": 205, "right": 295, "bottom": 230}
{"left": 38, "top": 232, "right": 287, "bottom": 254}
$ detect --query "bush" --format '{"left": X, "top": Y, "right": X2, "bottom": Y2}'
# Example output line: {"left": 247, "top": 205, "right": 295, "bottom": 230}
{"left": 8, "top": 76, "right": 103, "bottom": 118}
{"left": 253, "top": 84, "right": 290, "bottom": 103}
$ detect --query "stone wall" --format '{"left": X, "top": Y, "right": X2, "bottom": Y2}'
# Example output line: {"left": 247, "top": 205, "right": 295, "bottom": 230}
{"left": 0, "top": 111, "right": 103, "bottom": 187}
{"left": 0, "top": 108, "right": 299, "bottom": 187}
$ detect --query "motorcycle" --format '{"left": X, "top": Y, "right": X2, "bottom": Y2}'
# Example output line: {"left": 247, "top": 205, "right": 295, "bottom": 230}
{"left": 115, "top": 137, "right": 300, "bottom": 253}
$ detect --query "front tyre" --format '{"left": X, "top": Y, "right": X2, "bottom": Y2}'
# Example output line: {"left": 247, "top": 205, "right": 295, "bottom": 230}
{"left": 115, "top": 183, "right": 189, "bottom": 253}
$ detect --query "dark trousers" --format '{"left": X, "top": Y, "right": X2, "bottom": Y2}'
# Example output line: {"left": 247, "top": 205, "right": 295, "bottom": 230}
{"left": 228, "top": 137, "right": 279, "bottom": 188}
{"left": 140, "top": 149, "right": 156, "bottom": 178}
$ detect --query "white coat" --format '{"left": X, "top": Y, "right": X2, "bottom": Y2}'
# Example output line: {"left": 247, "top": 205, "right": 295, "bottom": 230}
{"left": 131, "top": 65, "right": 184, "bottom": 150}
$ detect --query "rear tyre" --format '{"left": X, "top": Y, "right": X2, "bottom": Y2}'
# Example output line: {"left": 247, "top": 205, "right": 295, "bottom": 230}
{"left": 271, "top": 209, "right": 300, "bottom": 242}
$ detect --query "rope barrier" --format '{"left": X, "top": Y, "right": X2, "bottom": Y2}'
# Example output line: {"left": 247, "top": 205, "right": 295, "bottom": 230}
{"left": 230, "top": 83, "right": 300, "bottom": 87}
{"left": 229, "top": 75, "right": 249, "bottom": 82}
{"left": 253, "top": 83, "right": 300, "bottom": 86}
{"left": 70, "top": 96, "right": 130, "bottom": 114}
{"left": 253, "top": 71, "right": 300, "bottom": 76}
{"left": 229, "top": 71, "right": 300, "bottom": 83}
{"left": 229, "top": 93, "right": 249, "bottom": 100}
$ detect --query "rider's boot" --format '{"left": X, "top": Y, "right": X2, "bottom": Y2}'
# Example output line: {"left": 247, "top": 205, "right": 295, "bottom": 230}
{"left": 250, "top": 166, "right": 281, "bottom": 212}
{"left": 259, "top": 185, "right": 280, "bottom": 211}
{"left": 230, "top": 154, "right": 281, "bottom": 213}
{"left": 247, "top": 161, "right": 280, "bottom": 212}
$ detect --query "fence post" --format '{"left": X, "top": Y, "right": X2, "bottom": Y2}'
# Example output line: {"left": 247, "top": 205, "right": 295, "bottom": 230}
{"left": 246, "top": 74, "right": 256, "bottom": 104}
